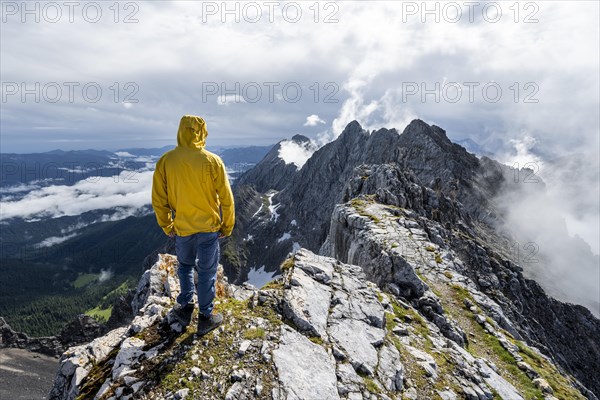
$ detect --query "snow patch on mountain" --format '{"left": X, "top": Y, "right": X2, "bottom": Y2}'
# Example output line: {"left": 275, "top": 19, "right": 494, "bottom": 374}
{"left": 267, "top": 192, "right": 280, "bottom": 222}
{"left": 277, "top": 232, "right": 291, "bottom": 243}
{"left": 246, "top": 265, "right": 278, "bottom": 288}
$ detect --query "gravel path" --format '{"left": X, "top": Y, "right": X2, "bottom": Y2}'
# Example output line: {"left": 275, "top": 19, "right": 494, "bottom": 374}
{"left": 0, "top": 348, "right": 58, "bottom": 400}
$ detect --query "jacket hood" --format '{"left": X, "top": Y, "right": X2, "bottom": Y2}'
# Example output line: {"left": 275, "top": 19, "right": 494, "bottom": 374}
{"left": 177, "top": 115, "right": 208, "bottom": 148}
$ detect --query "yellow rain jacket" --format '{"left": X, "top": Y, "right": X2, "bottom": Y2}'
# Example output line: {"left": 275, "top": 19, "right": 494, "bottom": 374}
{"left": 151, "top": 115, "right": 235, "bottom": 237}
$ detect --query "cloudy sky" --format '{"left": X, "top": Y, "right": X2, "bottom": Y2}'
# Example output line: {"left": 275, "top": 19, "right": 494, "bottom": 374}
{"left": 0, "top": 0, "right": 597, "bottom": 156}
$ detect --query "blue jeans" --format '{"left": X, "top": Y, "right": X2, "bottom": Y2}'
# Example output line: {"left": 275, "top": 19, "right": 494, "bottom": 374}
{"left": 175, "top": 231, "right": 220, "bottom": 317}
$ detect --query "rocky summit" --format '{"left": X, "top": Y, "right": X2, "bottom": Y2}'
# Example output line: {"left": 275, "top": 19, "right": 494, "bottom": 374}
{"left": 42, "top": 119, "right": 600, "bottom": 400}
{"left": 49, "top": 246, "right": 594, "bottom": 400}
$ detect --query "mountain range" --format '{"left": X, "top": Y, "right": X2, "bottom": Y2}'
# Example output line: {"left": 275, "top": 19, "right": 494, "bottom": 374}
{"left": 1, "top": 120, "right": 599, "bottom": 399}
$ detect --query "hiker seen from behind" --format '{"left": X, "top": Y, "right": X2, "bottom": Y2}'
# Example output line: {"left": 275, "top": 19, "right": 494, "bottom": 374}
{"left": 151, "top": 115, "right": 235, "bottom": 336}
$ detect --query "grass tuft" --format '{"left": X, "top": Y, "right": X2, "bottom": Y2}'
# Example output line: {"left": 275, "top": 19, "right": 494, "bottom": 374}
{"left": 363, "top": 377, "right": 382, "bottom": 393}
{"left": 73, "top": 273, "right": 99, "bottom": 288}
{"left": 242, "top": 327, "right": 265, "bottom": 340}
{"left": 281, "top": 257, "right": 295, "bottom": 271}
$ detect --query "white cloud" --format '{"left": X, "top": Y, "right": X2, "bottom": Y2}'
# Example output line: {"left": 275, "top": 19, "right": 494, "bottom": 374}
{"left": 498, "top": 136, "right": 544, "bottom": 168}
{"left": 0, "top": 170, "right": 154, "bottom": 221}
{"left": 114, "top": 151, "right": 135, "bottom": 157}
{"left": 278, "top": 139, "right": 317, "bottom": 169}
{"left": 493, "top": 137, "right": 598, "bottom": 256}
{"left": 38, "top": 233, "right": 78, "bottom": 248}
{"left": 304, "top": 114, "right": 325, "bottom": 126}
{"left": 96, "top": 206, "right": 154, "bottom": 222}
{"left": 0, "top": 182, "right": 42, "bottom": 195}
{"left": 61, "top": 222, "right": 88, "bottom": 234}
{"left": 496, "top": 181, "right": 600, "bottom": 316}
{"left": 133, "top": 156, "right": 159, "bottom": 164}
{"left": 492, "top": 138, "right": 599, "bottom": 315}
{"left": 1, "top": 1, "right": 597, "bottom": 155}
{"left": 99, "top": 269, "right": 113, "bottom": 282}
{"left": 217, "top": 94, "right": 247, "bottom": 106}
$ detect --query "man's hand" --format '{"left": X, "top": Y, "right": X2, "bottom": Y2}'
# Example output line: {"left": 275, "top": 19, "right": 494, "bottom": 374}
{"left": 218, "top": 232, "right": 226, "bottom": 239}
{"left": 168, "top": 231, "right": 176, "bottom": 239}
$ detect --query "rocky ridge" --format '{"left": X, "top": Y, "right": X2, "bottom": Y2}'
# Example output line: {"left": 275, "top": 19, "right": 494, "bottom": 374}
{"left": 225, "top": 120, "right": 536, "bottom": 282}
{"left": 49, "top": 246, "right": 593, "bottom": 399}
{"left": 322, "top": 163, "right": 600, "bottom": 398}
{"left": 222, "top": 119, "right": 599, "bottom": 397}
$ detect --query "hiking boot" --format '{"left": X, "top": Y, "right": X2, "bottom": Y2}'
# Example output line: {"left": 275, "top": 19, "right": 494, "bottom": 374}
{"left": 170, "top": 303, "right": 195, "bottom": 327}
{"left": 197, "top": 312, "right": 223, "bottom": 336}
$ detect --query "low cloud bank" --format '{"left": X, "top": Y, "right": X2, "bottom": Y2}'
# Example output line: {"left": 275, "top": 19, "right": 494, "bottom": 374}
{"left": 0, "top": 170, "right": 154, "bottom": 221}
{"left": 494, "top": 141, "right": 599, "bottom": 316}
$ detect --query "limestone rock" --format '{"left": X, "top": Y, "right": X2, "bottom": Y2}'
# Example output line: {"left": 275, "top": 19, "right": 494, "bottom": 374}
{"left": 376, "top": 343, "right": 404, "bottom": 391}
{"left": 329, "top": 319, "right": 385, "bottom": 376}
{"left": 272, "top": 326, "right": 340, "bottom": 400}
{"left": 405, "top": 346, "right": 438, "bottom": 379}
{"left": 282, "top": 265, "right": 331, "bottom": 338}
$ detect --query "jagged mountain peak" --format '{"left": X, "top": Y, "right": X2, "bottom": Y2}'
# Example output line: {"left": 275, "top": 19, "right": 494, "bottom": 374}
{"left": 400, "top": 118, "right": 446, "bottom": 138}
{"left": 336, "top": 120, "right": 369, "bottom": 143}
{"left": 289, "top": 134, "right": 310, "bottom": 143}
{"left": 399, "top": 119, "right": 469, "bottom": 158}
{"left": 264, "top": 119, "right": 488, "bottom": 252}
{"left": 343, "top": 119, "right": 364, "bottom": 133}
{"left": 234, "top": 118, "right": 547, "bottom": 264}
{"left": 236, "top": 119, "right": 499, "bottom": 274}
{"left": 402, "top": 117, "right": 430, "bottom": 132}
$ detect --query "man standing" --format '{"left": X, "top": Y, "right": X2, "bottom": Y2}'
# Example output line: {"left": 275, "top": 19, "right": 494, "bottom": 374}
{"left": 152, "top": 115, "right": 235, "bottom": 336}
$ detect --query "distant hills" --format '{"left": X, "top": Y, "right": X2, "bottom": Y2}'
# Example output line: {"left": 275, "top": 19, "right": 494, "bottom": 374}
{"left": 0, "top": 143, "right": 274, "bottom": 336}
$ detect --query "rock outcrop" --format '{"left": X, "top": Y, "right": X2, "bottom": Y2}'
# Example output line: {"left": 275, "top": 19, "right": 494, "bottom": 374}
{"left": 321, "top": 164, "right": 600, "bottom": 399}
{"left": 222, "top": 119, "right": 598, "bottom": 397}
{"left": 50, "top": 247, "right": 594, "bottom": 399}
